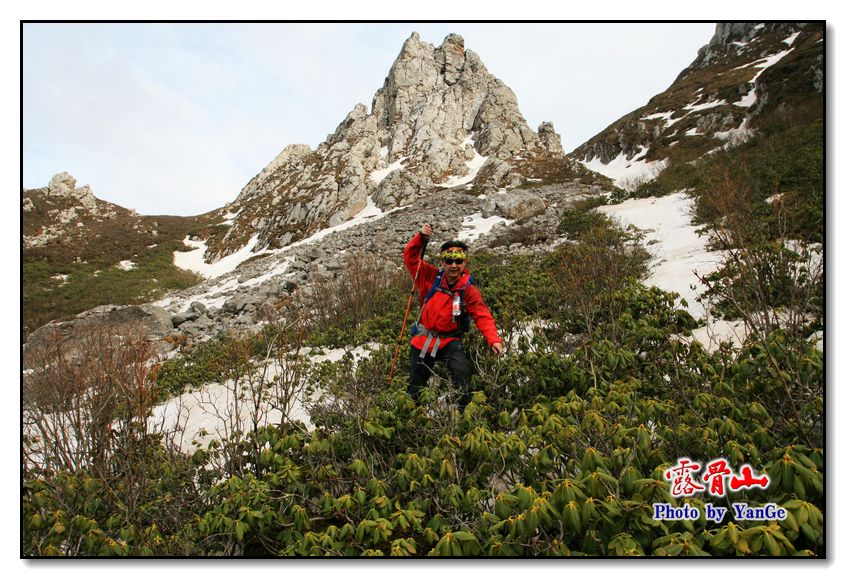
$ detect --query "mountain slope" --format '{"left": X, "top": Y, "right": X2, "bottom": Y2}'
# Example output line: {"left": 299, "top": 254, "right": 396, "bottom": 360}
{"left": 23, "top": 172, "right": 212, "bottom": 338}
{"left": 571, "top": 22, "right": 823, "bottom": 188}
{"left": 23, "top": 24, "right": 824, "bottom": 348}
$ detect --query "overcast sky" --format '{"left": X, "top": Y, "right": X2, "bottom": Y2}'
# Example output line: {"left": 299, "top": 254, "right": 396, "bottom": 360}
{"left": 23, "top": 22, "right": 716, "bottom": 216}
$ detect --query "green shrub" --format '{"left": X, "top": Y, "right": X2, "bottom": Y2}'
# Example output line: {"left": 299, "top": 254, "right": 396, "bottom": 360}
{"left": 555, "top": 197, "right": 607, "bottom": 240}
{"left": 153, "top": 334, "right": 252, "bottom": 400}
{"left": 23, "top": 276, "right": 824, "bottom": 556}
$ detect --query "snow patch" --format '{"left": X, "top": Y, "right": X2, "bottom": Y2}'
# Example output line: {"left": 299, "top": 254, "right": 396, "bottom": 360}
{"left": 714, "top": 119, "right": 754, "bottom": 147}
{"left": 683, "top": 99, "right": 728, "bottom": 113}
{"left": 581, "top": 149, "right": 668, "bottom": 189}
{"left": 784, "top": 239, "right": 823, "bottom": 276}
{"left": 642, "top": 111, "right": 673, "bottom": 121}
{"left": 751, "top": 47, "right": 794, "bottom": 81}
{"left": 174, "top": 235, "right": 263, "bottom": 279}
{"left": 240, "top": 257, "right": 294, "bottom": 290}
{"left": 148, "top": 345, "right": 377, "bottom": 452}
{"left": 676, "top": 319, "right": 749, "bottom": 353}
{"left": 599, "top": 192, "right": 724, "bottom": 320}
{"left": 734, "top": 47, "right": 796, "bottom": 81}
{"left": 149, "top": 378, "right": 311, "bottom": 453}
{"left": 438, "top": 137, "right": 488, "bottom": 188}
{"left": 641, "top": 110, "right": 683, "bottom": 128}
{"left": 285, "top": 195, "right": 392, "bottom": 251}
{"left": 370, "top": 156, "right": 408, "bottom": 185}
{"left": 640, "top": 99, "right": 726, "bottom": 135}
{"left": 733, "top": 89, "right": 758, "bottom": 108}
{"left": 117, "top": 260, "right": 136, "bottom": 271}
{"left": 505, "top": 319, "right": 553, "bottom": 350}
{"left": 163, "top": 194, "right": 406, "bottom": 310}
{"left": 458, "top": 212, "right": 512, "bottom": 243}
{"left": 783, "top": 32, "right": 800, "bottom": 46}
{"left": 218, "top": 210, "right": 240, "bottom": 226}
{"left": 305, "top": 344, "right": 375, "bottom": 365}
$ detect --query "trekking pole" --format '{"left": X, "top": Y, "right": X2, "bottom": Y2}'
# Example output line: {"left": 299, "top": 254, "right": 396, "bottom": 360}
{"left": 387, "top": 231, "right": 430, "bottom": 386}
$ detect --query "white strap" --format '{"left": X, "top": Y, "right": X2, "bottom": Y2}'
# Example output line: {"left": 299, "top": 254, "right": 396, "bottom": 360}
{"left": 430, "top": 338, "right": 442, "bottom": 357}
{"left": 421, "top": 334, "right": 434, "bottom": 356}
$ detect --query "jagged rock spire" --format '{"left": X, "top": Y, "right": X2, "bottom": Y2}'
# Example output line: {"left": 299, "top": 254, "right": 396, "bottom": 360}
{"left": 208, "top": 32, "right": 565, "bottom": 260}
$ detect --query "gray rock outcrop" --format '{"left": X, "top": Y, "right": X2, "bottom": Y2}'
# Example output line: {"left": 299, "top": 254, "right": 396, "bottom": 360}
{"left": 24, "top": 172, "right": 115, "bottom": 248}
{"left": 206, "top": 32, "right": 566, "bottom": 261}
{"left": 25, "top": 304, "right": 176, "bottom": 362}
{"left": 48, "top": 172, "right": 98, "bottom": 210}
{"left": 537, "top": 122, "right": 564, "bottom": 155}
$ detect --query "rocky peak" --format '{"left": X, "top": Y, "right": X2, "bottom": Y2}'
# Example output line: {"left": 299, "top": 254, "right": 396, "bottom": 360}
{"left": 269, "top": 144, "right": 313, "bottom": 173}
{"left": 371, "top": 32, "right": 545, "bottom": 162}
{"left": 23, "top": 173, "right": 134, "bottom": 250}
{"left": 24, "top": 172, "right": 105, "bottom": 249}
{"left": 537, "top": 122, "right": 564, "bottom": 155}
{"left": 710, "top": 22, "right": 765, "bottom": 48}
{"left": 47, "top": 172, "right": 98, "bottom": 210}
{"left": 205, "top": 32, "right": 567, "bottom": 262}
{"left": 436, "top": 33, "right": 466, "bottom": 86}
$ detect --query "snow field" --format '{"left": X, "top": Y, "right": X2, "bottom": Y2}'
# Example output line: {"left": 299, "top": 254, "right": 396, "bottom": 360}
{"left": 149, "top": 344, "right": 375, "bottom": 452}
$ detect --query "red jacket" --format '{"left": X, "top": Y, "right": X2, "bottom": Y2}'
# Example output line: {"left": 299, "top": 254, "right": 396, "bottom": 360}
{"left": 403, "top": 233, "right": 502, "bottom": 354}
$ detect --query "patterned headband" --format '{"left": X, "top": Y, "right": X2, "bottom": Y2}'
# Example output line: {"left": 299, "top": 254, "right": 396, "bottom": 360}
{"left": 441, "top": 249, "right": 467, "bottom": 261}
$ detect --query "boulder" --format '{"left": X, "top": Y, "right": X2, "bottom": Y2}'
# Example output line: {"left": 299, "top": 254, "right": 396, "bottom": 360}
{"left": 474, "top": 158, "right": 523, "bottom": 194}
{"left": 48, "top": 172, "right": 77, "bottom": 196}
{"left": 171, "top": 311, "right": 200, "bottom": 326}
{"left": 140, "top": 305, "right": 175, "bottom": 335}
{"left": 47, "top": 172, "right": 98, "bottom": 210}
{"left": 483, "top": 190, "right": 547, "bottom": 221}
{"left": 222, "top": 294, "right": 265, "bottom": 314}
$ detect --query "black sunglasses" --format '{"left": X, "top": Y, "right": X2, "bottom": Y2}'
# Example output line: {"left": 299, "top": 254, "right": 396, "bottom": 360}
{"left": 443, "top": 258, "right": 465, "bottom": 265}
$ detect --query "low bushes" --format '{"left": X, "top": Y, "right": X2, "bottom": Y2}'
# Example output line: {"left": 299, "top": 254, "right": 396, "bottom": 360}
{"left": 22, "top": 208, "right": 823, "bottom": 557}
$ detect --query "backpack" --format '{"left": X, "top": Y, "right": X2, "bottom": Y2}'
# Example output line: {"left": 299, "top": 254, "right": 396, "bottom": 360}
{"left": 412, "top": 268, "right": 474, "bottom": 337}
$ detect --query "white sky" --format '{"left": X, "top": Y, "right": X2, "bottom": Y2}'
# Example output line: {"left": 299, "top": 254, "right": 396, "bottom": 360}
{"left": 23, "top": 22, "right": 716, "bottom": 215}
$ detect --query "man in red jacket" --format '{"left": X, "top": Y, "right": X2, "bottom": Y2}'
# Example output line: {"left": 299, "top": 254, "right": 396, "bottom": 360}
{"left": 403, "top": 223, "right": 504, "bottom": 411}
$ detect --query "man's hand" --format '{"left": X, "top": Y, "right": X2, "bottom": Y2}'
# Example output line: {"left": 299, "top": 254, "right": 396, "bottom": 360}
{"left": 421, "top": 223, "right": 433, "bottom": 238}
{"left": 491, "top": 342, "right": 505, "bottom": 356}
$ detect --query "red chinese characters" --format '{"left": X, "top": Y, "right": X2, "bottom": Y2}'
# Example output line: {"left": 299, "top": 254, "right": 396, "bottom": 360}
{"left": 665, "top": 458, "right": 705, "bottom": 497}
{"left": 729, "top": 465, "right": 770, "bottom": 492}
{"left": 703, "top": 459, "right": 732, "bottom": 497}
{"left": 665, "top": 458, "right": 769, "bottom": 498}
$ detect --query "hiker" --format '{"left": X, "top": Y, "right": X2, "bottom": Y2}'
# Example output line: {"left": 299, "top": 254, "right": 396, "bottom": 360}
{"left": 403, "top": 223, "right": 504, "bottom": 411}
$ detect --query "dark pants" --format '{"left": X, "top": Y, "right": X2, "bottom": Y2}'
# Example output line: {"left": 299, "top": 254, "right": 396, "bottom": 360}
{"left": 408, "top": 340, "right": 472, "bottom": 410}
